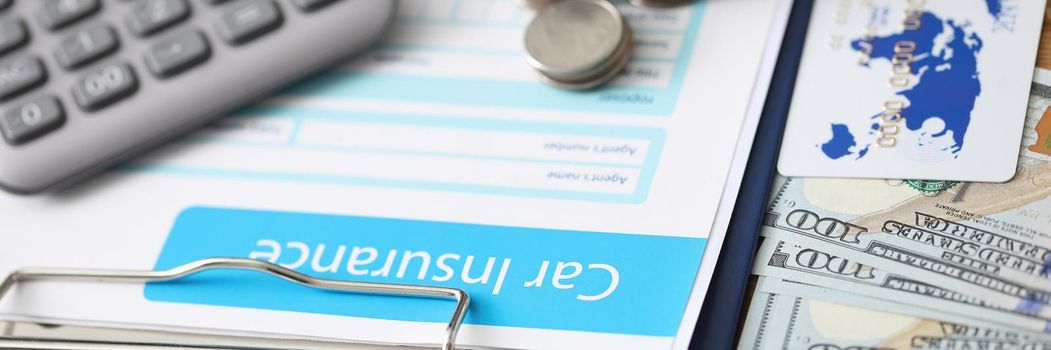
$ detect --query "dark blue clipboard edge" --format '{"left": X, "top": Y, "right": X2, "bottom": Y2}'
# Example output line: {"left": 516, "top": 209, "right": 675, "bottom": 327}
{"left": 688, "top": 1, "right": 813, "bottom": 348}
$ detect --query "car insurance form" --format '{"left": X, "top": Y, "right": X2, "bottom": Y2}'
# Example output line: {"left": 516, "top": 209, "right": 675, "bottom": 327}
{"left": 0, "top": 1, "right": 789, "bottom": 349}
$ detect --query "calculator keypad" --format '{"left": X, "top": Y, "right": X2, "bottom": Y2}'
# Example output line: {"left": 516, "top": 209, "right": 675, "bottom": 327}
{"left": 0, "top": 0, "right": 344, "bottom": 146}
{"left": 0, "top": 0, "right": 311, "bottom": 146}
{"left": 145, "top": 31, "right": 209, "bottom": 77}
{"left": 0, "top": 95, "right": 64, "bottom": 145}
{"left": 126, "top": 0, "right": 190, "bottom": 37}
{"left": 0, "top": 57, "right": 46, "bottom": 100}
{"left": 0, "top": 18, "right": 28, "bottom": 55}
{"left": 37, "top": 0, "right": 101, "bottom": 30}
{"left": 0, "top": 0, "right": 395, "bottom": 193}
{"left": 54, "top": 25, "right": 119, "bottom": 69}
{"left": 72, "top": 62, "right": 137, "bottom": 111}
{"left": 216, "top": 0, "right": 282, "bottom": 45}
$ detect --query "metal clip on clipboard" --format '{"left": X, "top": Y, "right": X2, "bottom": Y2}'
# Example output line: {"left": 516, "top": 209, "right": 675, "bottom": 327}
{"left": 0, "top": 258, "right": 471, "bottom": 350}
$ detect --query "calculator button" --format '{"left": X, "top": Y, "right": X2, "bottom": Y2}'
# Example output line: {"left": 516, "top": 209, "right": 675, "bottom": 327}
{"left": 216, "top": 0, "right": 282, "bottom": 45}
{"left": 145, "top": 31, "right": 209, "bottom": 77}
{"left": 72, "top": 63, "right": 137, "bottom": 111}
{"left": 54, "top": 25, "right": 119, "bottom": 69}
{"left": 0, "top": 95, "right": 64, "bottom": 145}
{"left": 0, "top": 57, "right": 46, "bottom": 100}
{"left": 126, "top": 0, "right": 190, "bottom": 37}
{"left": 0, "top": 18, "right": 28, "bottom": 55}
{"left": 291, "top": 0, "right": 337, "bottom": 12}
{"left": 38, "top": 0, "right": 101, "bottom": 30}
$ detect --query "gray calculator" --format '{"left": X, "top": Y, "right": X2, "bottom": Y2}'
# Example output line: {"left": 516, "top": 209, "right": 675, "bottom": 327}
{"left": 0, "top": 0, "right": 396, "bottom": 194}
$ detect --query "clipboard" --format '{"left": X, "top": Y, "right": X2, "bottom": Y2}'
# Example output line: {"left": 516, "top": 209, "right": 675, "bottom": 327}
{"left": 1, "top": 2, "right": 809, "bottom": 348}
{"left": 0, "top": 258, "right": 471, "bottom": 350}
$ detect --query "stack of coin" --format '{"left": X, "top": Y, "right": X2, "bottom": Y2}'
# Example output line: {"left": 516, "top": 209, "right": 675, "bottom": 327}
{"left": 523, "top": 0, "right": 634, "bottom": 90}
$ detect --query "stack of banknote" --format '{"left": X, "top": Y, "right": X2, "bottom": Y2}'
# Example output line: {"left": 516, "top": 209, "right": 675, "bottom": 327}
{"left": 739, "top": 4, "right": 1051, "bottom": 346}
{"left": 739, "top": 67, "right": 1051, "bottom": 348}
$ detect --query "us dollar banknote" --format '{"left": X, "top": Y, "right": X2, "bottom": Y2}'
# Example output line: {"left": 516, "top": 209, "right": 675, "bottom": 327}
{"left": 752, "top": 238, "right": 1051, "bottom": 332}
{"left": 739, "top": 276, "right": 1051, "bottom": 350}
{"left": 761, "top": 72, "right": 1051, "bottom": 315}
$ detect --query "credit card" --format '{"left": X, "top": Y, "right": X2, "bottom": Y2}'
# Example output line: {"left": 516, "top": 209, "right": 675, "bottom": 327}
{"left": 777, "top": 0, "right": 1046, "bottom": 182}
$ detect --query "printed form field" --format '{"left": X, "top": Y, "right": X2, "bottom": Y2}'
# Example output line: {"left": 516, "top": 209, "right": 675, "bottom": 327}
{"left": 127, "top": 107, "right": 665, "bottom": 203}
{"left": 125, "top": 1, "right": 701, "bottom": 201}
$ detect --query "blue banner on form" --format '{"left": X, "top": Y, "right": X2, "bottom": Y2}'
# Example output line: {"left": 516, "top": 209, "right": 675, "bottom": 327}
{"left": 146, "top": 207, "right": 706, "bottom": 336}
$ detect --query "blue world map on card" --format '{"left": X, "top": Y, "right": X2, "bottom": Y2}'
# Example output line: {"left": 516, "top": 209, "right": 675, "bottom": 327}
{"left": 819, "top": 1, "right": 1006, "bottom": 160}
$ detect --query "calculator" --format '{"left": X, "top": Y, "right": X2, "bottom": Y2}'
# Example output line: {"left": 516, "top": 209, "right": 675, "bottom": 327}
{"left": 0, "top": 0, "right": 396, "bottom": 194}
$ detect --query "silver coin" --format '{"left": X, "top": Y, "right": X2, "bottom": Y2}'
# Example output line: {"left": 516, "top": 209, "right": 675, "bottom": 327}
{"left": 534, "top": 22, "right": 632, "bottom": 90}
{"left": 524, "top": 0, "right": 633, "bottom": 89}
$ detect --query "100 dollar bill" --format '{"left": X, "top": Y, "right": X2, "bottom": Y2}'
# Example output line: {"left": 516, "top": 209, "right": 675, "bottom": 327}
{"left": 761, "top": 170, "right": 1051, "bottom": 315}
{"left": 753, "top": 238, "right": 1051, "bottom": 332}
{"left": 761, "top": 71, "right": 1051, "bottom": 315}
{"left": 739, "top": 276, "right": 1051, "bottom": 350}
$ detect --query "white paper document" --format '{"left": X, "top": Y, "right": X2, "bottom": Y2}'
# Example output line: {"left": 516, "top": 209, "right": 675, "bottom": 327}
{"left": 0, "top": 1, "right": 789, "bottom": 349}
